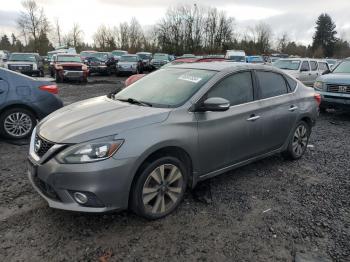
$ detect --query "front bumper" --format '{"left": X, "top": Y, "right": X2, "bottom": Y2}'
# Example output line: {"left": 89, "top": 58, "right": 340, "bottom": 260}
{"left": 60, "top": 70, "right": 86, "bottom": 80}
{"left": 27, "top": 132, "right": 137, "bottom": 212}
{"left": 88, "top": 66, "right": 109, "bottom": 73}
{"left": 316, "top": 90, "right": 350, "bottom": 109}
{"left": 117, "top": 66, "right": 137, "bottom": 73}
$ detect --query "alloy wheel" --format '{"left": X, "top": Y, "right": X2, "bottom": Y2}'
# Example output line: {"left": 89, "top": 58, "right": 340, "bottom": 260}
{"left": 142, "top": 164, "right": 184, "bottom": 215}
{"left": 292, "top": 124, "right": 308, "bottom": 157}
{"left": 4, "top": 112, "right": 33, "bottom": 137}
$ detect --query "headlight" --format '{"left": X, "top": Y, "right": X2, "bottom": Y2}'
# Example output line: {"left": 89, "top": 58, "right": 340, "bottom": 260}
{"left": 32, "top": 64, "right": 37, "bottom": 70}
{"left": 314, "top": 81, "right": 326, "bottom": 91}
{"left": 56, "top": 140, "right": 123, "bottom": 164}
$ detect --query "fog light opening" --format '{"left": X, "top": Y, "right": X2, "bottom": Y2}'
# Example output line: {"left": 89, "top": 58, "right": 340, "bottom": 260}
{"left": 73, "top": 192, "right": 88, "bottom": 204}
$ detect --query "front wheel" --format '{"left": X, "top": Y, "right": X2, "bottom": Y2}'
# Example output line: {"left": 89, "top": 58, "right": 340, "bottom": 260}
{"left": 282, "top": 121, "right": 311, "bottom": 160}
{"left": 0, "top": 108, "right": 36, "bottom": 139}
{"left": 130, "top": 156, "right": 188, "bottom": 220}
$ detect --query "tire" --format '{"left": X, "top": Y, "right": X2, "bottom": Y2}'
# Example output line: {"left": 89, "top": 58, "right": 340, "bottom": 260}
{"left": 39, "top": 69, "right": 44, "bottom": 77}
{"left": 282, "top": 120, "right": 311, "bottom": 160}
{"left": 130, "top": 156, "right": 188, "bottom": 220}
{"left": 55, "top": 71, "right": 62, "bottom": 83}
{"left": 0, "top": 108, "right": 36, "bottom": 139}
{"left": 319, "top": 106, "right": 327, "bottom": 113}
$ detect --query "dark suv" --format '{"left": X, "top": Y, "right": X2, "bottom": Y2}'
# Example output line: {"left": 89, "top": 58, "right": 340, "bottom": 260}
{"left": 85, "top": 52, "right": 116, "bottom": 75}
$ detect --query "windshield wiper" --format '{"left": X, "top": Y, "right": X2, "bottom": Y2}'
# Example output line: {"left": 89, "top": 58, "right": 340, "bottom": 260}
{"left": 116, "top": 98, "right": 152, "bottom": 107}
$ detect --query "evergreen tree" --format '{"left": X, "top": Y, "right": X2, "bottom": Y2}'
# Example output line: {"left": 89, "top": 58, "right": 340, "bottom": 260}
{"left": 312, "top": 13, "right": 337, "bottom": 57}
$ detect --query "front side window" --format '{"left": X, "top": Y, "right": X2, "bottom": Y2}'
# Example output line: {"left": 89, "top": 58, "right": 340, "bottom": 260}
{"left": 256, "top": 71, "right": 288, "bottom": 99}
{"left": 115, "top": 68, "right": 217, "bottom": 107}
{"left": 207, "top": 72, "right": 254, "bottom": 106}
{"left": 310, "top": 61, "right": 318, "bottom": 71}
{"left": 300, "top": 61, "right": 310, "bottom": 71}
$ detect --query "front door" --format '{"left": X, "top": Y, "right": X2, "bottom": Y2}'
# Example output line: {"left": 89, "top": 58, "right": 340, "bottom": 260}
{"left": 196, "top": 71, "right": 258, "bottom": 175}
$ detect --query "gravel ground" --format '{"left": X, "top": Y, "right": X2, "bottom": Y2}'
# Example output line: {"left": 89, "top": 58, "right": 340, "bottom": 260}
{"left": 0, "top": 75, "right": 349, "bottom": 261}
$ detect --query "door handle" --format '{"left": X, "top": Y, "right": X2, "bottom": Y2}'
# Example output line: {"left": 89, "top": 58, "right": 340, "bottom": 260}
{"left": 247, "top": 114, "right": 260, "bottom": 121}
{"left": 289, "top": 105, "right": 298, "bottom": 112}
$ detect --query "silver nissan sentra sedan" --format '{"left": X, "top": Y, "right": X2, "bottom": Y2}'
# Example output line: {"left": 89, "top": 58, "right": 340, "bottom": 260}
{"left": 27, "top": 62, "right": 320, "bottom": 219}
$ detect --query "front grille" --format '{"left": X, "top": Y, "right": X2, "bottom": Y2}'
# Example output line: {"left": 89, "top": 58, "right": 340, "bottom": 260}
{"left": 8, "top": 64, "right": 33, "bottom": 71}
{"left": 35, "top": 135, "right": 54, "bottom": 157}
{"left": 63, "top": 66, "right": 82, "bottom": 71}
{"left": 33, "top": 175, "right": 61, "bottom": 201}
{"left": 327, "top": 84, "right": 350, "bottom": 94}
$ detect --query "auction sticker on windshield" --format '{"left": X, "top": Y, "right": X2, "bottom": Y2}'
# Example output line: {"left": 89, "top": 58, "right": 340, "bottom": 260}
{"left": 178, "top": 73, "right": 203, "bottom": 83}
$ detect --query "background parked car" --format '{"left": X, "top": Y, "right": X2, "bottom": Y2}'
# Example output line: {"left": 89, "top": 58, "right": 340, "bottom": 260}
{"left": 112, "top": 50, "right": 128, "bottom": 62}
{"left": 225, "top": 50, "right": 246, "bottom": 62}
{"left": 0, "top": 68, "right": 62, "bottom": 139}
{"left": 314, "top": 59, "right": 350, "bottom": 112}
{"left": 80, "top": 50, "right": 97, "bottom": 61}
{"left": 116, "top": 54, "right": 143, "bottom": 75}
{"left": 47, "top": 48, "right": 77, "bottom": 63}
{"left": 0, "top": 50, "right": 10, "bottom": 68}
{"left": 85, "top": 52, "right": 116, "bottom": 75}
{"left": 246, "top": 56, "right": 265, "bottom": 64}
{"left": 150, "top": 53, "right": 172, "bottom": 69}
{"left": 136, "top": 52, "right": 152, "bottom": 71}
{"left": 5, "top": 53, "right": 44, "bottom": 77}
{"left": 273, "top": 58, "right": 330, "bottom": 86}
{"left": 50, "top": 54, "right": 88, "bottom": 83}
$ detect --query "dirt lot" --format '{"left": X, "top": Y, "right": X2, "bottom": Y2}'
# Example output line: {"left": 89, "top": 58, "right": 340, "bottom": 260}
{"left": 0, "top": 75, "right": 349, "bottom": 261}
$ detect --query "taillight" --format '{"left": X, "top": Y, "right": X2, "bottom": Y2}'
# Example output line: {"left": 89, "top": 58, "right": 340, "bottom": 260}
{"left": 39, "top": 84, "right": 58, "bottom": 94}
{"left": 314, "top": 93, "right": 321, "bottom": 106}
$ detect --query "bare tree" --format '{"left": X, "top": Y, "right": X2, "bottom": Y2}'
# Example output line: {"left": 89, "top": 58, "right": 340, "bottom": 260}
{"left": 277, "top": 32, "right": 289, "bottom": 53}
{"left": 17, "top": 0, "right": 49, "bottom": 52}
{"left": 70, "top": 23, "right": 83, "bottom": 48}
{"left": 54, "top": 18, "right": 62, "bottom": 47}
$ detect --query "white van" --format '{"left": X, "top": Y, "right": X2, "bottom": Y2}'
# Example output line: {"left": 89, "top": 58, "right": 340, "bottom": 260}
{"left": 225, "top": 50, "right": 246, "bottom": 62}
{"left": 273, "top": 58, "right": 330, "bottom": 86}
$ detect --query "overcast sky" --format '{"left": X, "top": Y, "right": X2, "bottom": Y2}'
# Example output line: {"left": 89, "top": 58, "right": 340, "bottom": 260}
{"left": 0, "top": 0, "right": 349, "bottom": 46}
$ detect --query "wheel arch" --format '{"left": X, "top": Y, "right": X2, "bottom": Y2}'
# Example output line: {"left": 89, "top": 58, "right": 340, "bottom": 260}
{"left": 0, "top": 103, "right": 39, "bottom": 119}
{"left": 128, "top": 145, "right": 194, "bottom": 207}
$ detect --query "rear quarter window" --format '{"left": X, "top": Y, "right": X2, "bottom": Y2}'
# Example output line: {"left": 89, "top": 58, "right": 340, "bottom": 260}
{"left": 286, "top": 76, "right": 297, "bottom": 91}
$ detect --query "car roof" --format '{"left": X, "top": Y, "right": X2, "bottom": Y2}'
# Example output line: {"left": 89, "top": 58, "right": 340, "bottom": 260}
{"left": 169, "top": 61, "right": 280, "bottom": 72}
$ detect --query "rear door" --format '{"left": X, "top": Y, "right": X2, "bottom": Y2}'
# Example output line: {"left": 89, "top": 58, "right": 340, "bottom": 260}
{"left": 0, "top": 72, "right": 9, "bottom": 107}
{"left": 298, "top": 61, "right": 312, "bottom": 85}
{"left": 196, "top": 71, "right": 258, "bottom": 174}
{"left": 310, "top": 60, "right": 319, "bottom": 83}
{"left": 318, "top": 62, "right": 329, "bottom": 74}
{"left": 252, "top": 70, "right": 298, "bottom": 154}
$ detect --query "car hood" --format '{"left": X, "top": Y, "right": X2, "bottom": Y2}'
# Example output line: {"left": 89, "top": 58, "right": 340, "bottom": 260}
{"left": 37, "top": 96, "right": 171, "bottom": 144}
{"left": 57, "top": 62, "right": 83, "bottom": 67}
{"left": 317, "top": 73, "right": 350, "bottom": 85}
{"left": 7, "top": 61, "right": 35, "bottom": 65}
{"left": 118, "top": 61, "right": 137, "bottom": 66}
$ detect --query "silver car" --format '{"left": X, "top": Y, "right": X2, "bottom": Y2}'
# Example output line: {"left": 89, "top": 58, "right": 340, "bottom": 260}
{"left": 28, "top": 63, "right": 319, "bottom": 219}
{"left": 116, "top": 54, "right": 142, "bottom": 75}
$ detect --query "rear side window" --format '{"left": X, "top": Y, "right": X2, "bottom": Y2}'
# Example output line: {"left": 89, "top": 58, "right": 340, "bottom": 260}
{"left": 310, "top": 61, "right": 318, "bottom": 71}
{"left": 301, "top": 61, "right": 310, "bottom": 71}
{"left": 286, "top": 76, "right": 297, "bottom": 91}
{"left": 256, "top": 71, "right": 288, "bottom": 99}
{"left": 318, "top": 62, "right": 328, "bottom": 71}
{"left": 207, "top": 71, "right": 254, "bottom": 106}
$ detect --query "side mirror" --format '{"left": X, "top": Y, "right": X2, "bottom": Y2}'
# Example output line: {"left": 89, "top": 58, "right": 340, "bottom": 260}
{"left": 198, "top": 97, "right": 230, "bottom": 112}
{"left": 322, "top": 69, "right": 331, "bottom": 75}
{"left": 2, "top": 58, "right": 7, "bottom": 62}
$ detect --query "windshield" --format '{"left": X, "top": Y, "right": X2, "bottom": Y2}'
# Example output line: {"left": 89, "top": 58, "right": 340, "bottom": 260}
{"left": 249, "top": 57, "right": 264, "bottom": 63}
{"left": 91, "top": 53, "right": 109, "bottom": 60}
{"left": 114, "top": 68, "right": 216, "bottom": 107}
{"left": 112, "top": 51, "right": 127, "bottom": 56}
{"left": 81, "top": 51, "right": 95, "bottom": 57}
{"left": 137, "top": 53, "right": 151, "bottom": 59}
{"left": 332, "top": 61, "right": 350, "bottom": 73}
{"left": 227, "top": 56, "right": 245, "bottom": 62}
{"left": 119, "top": 56, "right": 138, "bottom": 62}
{"left": 57, "top": 56, "right": 81, "bottom": 63}
{"left": 153, "top": 54, "right": 168, "bottom": 60}
{"left": 9, "top": 54, "right": 36, "bottom": 62}
{"left": 274, "top": 59, "right": 301, "bottom": 70}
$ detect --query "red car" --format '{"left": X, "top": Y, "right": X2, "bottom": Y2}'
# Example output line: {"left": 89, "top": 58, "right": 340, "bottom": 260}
{"left": 124, "top": 56, "right": 225, "bottom": 87}
{"left": 51, "top": 54, "right": 89, "bottom": 83}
